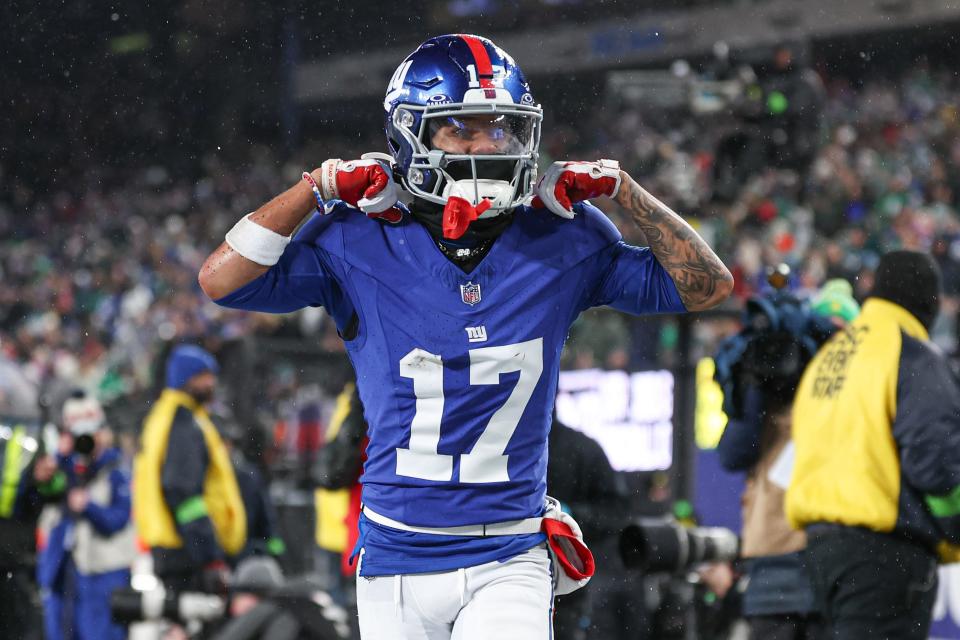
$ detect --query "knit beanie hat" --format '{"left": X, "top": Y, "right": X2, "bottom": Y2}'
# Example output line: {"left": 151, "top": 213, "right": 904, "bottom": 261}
{"left": 870, "top": 250, "right": 941, "bottom": 330}
{"left": 810, "top": 279, "right": 860, "bottom": 324}
{"left": 232, "top": 556, "right": 283, "bottom": 591}
{"left": 165, "top": 345, "right": 219, "bottom": 389}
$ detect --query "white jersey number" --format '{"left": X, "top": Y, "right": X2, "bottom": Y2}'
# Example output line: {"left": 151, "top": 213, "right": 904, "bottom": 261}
{"left": 396, "top": 338, "right": 544, "bottom": 483}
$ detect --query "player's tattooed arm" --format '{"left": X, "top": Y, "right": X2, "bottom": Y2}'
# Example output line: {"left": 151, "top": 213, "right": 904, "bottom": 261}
{"left": 614, "top": 172, "right": 734, "bottom": 311}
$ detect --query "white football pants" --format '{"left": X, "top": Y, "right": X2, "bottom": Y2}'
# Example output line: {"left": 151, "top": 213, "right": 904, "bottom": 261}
{"left": 356, "top": 544, "right": 554, "bottom": 640}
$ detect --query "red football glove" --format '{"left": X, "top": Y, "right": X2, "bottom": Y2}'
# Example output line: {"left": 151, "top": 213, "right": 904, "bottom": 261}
{"left": 532, "top": 159, "right": 622, "bottom": 219}
{"left": 542, "top": 496, "right": 594, "bottom": 596}
{"left": 317, "top": 157, "right": 404, "bottom": 223}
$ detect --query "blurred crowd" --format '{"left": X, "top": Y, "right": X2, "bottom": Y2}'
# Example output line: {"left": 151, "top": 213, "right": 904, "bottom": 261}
{"left": 0, "top": 153, "right": 338, "bottom": 406}
{"left": 3, "top": 59, "right": 960, "bottom": 408}
{"left": 561, "top": 59, "right": 960, "bottom": 366}
{"left": 581, "top": 63, "right": 960, "bottom": 294}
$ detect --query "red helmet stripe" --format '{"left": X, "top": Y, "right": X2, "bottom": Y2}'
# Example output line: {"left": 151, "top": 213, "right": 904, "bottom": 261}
{"left": 458, "top": 34, "right": 495, "bottom": 89}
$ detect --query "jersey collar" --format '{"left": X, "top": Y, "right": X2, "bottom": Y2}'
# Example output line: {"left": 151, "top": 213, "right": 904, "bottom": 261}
{"left": 403, "top": 213, "right": 522, "bottom": 286}
{"left": 161, "top": 388, "right": 209, "bottom": 415}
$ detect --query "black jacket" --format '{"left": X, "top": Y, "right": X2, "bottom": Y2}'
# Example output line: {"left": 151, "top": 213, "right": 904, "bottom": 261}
{"left": 547, "top": 420, "right": 629, "bottom": 542}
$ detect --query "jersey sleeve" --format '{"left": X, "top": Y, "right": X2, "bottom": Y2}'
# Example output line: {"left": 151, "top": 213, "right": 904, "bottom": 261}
{"left": 213, "top": 238, "right": 355, "bottom": 329}
{"left": 583, "top": 241, "right": 687, "bottom": 315}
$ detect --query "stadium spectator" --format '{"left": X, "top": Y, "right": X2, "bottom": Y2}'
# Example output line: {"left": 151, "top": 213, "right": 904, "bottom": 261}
{"left": 35, "top": 391, "right": 136, "bottom": 640}
{"left": 133, "top": 344, "right": 246, "bottom": 592}
{"left": 547, "top": 418, "right": 637, "bottom": 640}
{"left": 219, "top": 418, "right": 286, "bottom": 563}
{"left": 312, "top": 382, "right": 367, "bottom": 583}
{"left": 0, "top": 357, "right": 48, "bottom": 640}
{"left": 787, "top": 250, "right": 960, "bottom": 639}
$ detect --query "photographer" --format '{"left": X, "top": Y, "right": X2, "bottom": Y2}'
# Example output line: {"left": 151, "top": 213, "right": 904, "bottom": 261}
{"left": 210, "top": 556, "right": 348, "bottom": 640}
{"left": 34, "top": 391, "right": 136, "bottom": 640}
{"left": 218, "top": 556, "right": 285, "bottom": 638}
{"left": 715, "top": 277, "right": 858, "bottom": 640}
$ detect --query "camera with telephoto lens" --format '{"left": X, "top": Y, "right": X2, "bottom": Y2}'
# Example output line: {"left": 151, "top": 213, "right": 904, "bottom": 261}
{"left": 110, "top": 574, "right": 352, "bottom": 639}
{"left": 110, "top": 584, "right": 225, "bottom": 626}
{"left": 713, "top": 265, "right": 836, "bottom": 416}
{"left": 620, "top": 518, "right": 739, "bottom": 573}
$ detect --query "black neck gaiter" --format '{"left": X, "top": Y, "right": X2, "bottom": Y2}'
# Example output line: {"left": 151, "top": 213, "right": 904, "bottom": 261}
{"left": 409, "top": 198, "right": 515, "bottom": 272}
{"left": 410, "top": 198, "right": 515, "bottom": 244}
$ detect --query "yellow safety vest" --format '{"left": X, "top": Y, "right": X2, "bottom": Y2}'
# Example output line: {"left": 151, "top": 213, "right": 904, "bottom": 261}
{"left": 133, "top": 389, "right": 246, "bottom": 555}
{"left": 787, "top": 299, "right": 960, "bottom": 562}
{"left": 315, "top": 384, "right": 355, "bottom": 552}
{"left": 0, "top": 426, "right": 30, "bottom": 518}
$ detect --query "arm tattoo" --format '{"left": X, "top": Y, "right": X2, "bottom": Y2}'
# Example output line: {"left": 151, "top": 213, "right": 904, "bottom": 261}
{"left": 615, "top": 175, "right": 733, "bottom": 310}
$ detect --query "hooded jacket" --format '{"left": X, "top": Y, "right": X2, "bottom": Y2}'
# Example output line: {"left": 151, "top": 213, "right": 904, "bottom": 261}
{"left": 788, "top": 299, "right": 960, "bottom": 559}
{"left": 134, "top": 389, "right": 246, "bottom": 570}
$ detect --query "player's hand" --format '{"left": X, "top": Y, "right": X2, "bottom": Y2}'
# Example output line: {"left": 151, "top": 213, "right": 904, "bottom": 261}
{"left": 532, "top": 159, "right": 622, "bottom": 219}
{"left": 698, "top": 562, "right": 735, "bottom": 598}
{"left": 67, "top": 488, "right": 89, "bottom": 513}
{"left": 33, "top": 455, "right": 57, "bottom": 483}
{"left": 316, "top": 157, "right": 405, "bottom": 223}
{"left": 543, "top": 496, "right": 583, "bottom": 541}
{"left": 201, "top": 559, "right": 231, "bottom": 596}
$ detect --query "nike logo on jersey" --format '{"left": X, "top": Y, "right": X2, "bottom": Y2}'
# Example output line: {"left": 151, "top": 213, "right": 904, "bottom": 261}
{"left": 465, "top": 326, "right": 488, "bottom": 343}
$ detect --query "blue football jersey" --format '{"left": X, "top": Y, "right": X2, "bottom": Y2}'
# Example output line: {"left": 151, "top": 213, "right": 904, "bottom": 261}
{"left": 216, "top": 201, "right": 685, "bottom": 575}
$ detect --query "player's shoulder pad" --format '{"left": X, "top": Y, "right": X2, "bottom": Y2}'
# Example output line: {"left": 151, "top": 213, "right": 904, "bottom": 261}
{"left": 294, "top": 201, "right": 350, "bottom": 244}
{"left": 573, "top": 201, "right": 622, "bottom": 243}
{"left": 293, "top": 200, "right": 383, "bottom": 260}
{"left": 514, "top": 201, "right": 622, "bottom": 269}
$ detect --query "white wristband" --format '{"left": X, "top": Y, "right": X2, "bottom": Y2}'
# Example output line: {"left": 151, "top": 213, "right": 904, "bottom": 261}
{"left": 224, "top": 213, "right": 292, "bottom": 266}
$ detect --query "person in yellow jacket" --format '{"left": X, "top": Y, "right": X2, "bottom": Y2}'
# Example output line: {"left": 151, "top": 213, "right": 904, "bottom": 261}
{"left": 134, "top": 344, "right": 246, "bottom": 592}
{"left": 787, "top": 250, "right": 958, "bottom": 640}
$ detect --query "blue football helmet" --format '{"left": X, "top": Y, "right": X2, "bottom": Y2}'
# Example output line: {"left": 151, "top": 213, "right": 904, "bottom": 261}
{"left": 384, "top": 34, "right": 543, "bottom": 216}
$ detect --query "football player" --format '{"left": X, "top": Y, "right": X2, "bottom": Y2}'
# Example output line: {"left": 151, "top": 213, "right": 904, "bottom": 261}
{"left": 200, "top": 34, "right": 732, "bottom": 639}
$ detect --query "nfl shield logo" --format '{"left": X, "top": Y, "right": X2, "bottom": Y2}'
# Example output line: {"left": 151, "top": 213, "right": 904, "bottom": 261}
{"left": 460, "top": 282, "right": 481, "bottom": 306}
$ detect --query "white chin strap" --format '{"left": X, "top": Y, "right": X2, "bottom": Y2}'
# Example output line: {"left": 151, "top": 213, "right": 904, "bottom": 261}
{"left": 441, "top": 179, "right": 516, "bottom": 217}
